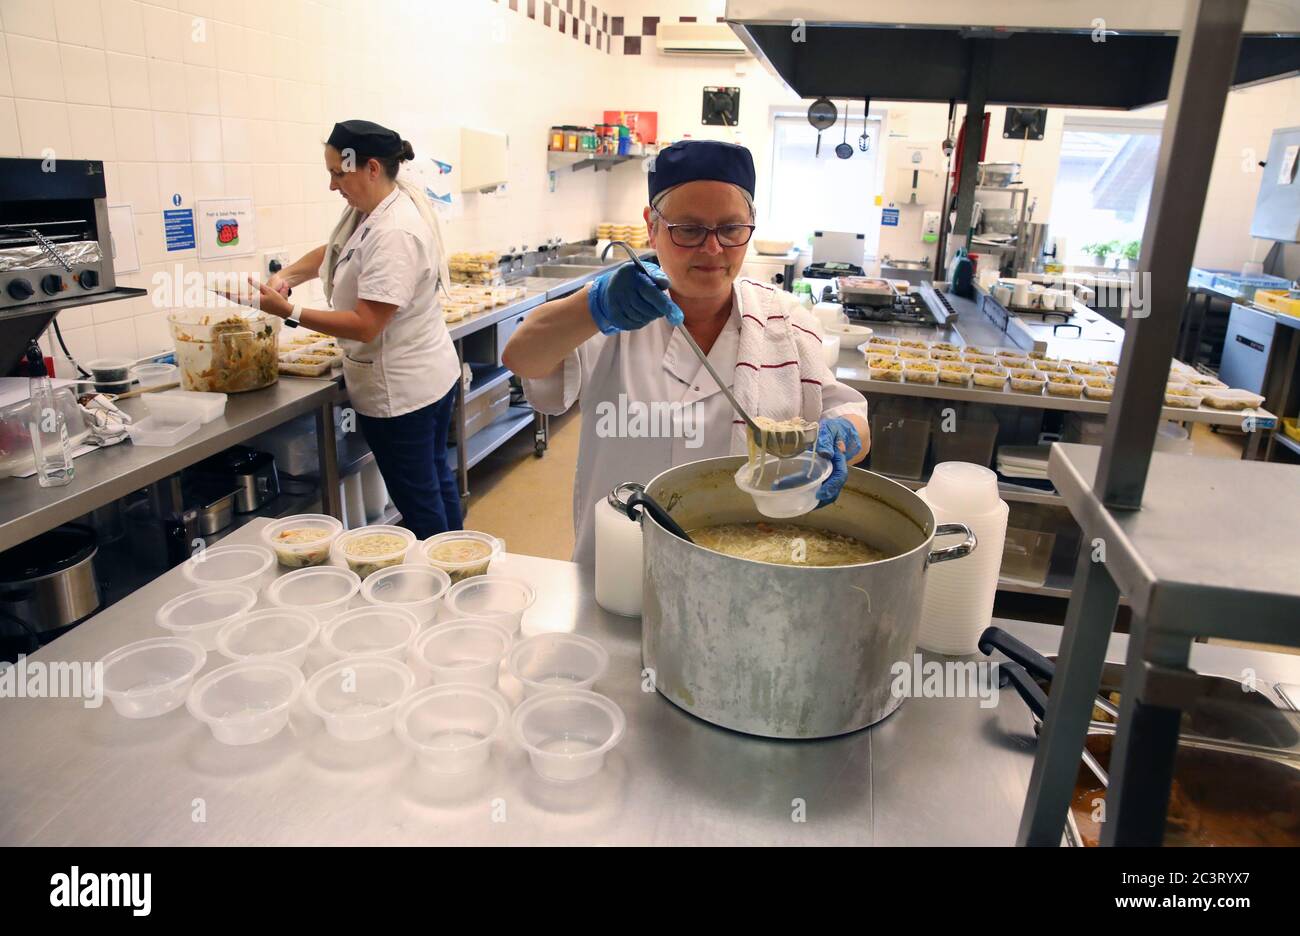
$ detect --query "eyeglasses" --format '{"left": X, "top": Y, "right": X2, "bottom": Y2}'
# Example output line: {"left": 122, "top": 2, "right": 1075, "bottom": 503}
{"left": 652, "top": 207, "right": 755, "bottom": 248}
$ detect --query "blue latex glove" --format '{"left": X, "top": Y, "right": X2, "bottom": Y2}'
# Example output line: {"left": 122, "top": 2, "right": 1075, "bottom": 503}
{"left": 587, "top": 260, "right": 684, "bottom": 335}
{"left": 815, "top": 416, "right": 863, "bottom": 508}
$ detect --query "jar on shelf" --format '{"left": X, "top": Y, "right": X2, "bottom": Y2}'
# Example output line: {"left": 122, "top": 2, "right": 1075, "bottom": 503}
{"left": 565, "top": 126, "right": 581, "bottom": 152}
{"left": 548, "top": 126, "right": 565, "bottom": 151}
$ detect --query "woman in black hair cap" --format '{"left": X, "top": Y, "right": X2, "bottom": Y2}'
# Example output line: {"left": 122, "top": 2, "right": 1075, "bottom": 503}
{"left": 233, "top": 119, "right": 463, "bottom": 537}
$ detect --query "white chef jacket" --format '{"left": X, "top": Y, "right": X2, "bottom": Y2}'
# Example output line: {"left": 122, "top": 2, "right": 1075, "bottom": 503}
{"left": 327, "top": 187, "right": 460, "bottom": 418}
{"left": 522, "top": 278, "right": 870, "bottom": 566}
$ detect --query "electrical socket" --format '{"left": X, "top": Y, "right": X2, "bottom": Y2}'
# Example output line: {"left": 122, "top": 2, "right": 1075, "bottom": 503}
{"left": 259, "top": 250, "right": 289, "bottom": 279}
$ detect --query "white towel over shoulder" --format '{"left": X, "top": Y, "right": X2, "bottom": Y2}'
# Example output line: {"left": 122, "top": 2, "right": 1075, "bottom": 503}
{"left": 728, "top": 278, "right": 835, "bottom": 454}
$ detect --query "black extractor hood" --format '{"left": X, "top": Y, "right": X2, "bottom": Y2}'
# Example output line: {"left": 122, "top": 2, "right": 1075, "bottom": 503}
{"left": 726, "top": 0, "right": 1300, "bottom": 109}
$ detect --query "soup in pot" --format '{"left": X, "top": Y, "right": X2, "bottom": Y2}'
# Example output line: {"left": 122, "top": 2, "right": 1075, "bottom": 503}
{"left": 688, "top": 521, "right": 889, "bottom": 567}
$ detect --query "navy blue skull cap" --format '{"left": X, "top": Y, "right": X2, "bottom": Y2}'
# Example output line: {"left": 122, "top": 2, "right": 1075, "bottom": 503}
{"left": 647, "top": 140, "right": 756, "bottom": 202}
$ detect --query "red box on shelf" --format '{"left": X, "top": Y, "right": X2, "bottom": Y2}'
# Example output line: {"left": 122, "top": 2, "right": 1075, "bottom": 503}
{"left": 604, "top": 111, "right": 657, "bottom": 143}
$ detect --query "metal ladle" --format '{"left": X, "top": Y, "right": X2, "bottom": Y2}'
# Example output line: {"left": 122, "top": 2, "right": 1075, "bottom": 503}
{"left": 601, "top": 241, "right": 818, "bottom": 457}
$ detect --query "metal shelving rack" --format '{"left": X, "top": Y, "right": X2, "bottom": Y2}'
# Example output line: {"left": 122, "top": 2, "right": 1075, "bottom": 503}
{"left": 1018, "top": 0, "right": 1300, "bottom": 847}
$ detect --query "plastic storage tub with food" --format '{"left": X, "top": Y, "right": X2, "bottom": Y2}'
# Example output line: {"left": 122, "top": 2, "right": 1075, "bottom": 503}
{"left": 186, "top": 660, "right": 304, "bottom": 745}
{"left": 394, "top": 684, "right": 511, "bottom": 775}
{"left": 422, "top": 530, "right": 503, "bottom": 583}
{"left": 265, "top": 565, "right": 361, "bottom": 624}
{"left": 938, "top": 363, "right": 974, "bottom": 386}
{"left": 1164, "top": 388, "right": 1204, "bottom": 409}
{"left": 903, "top": 361, "right": 939, "bottom": 385}
{"left": 336, "top": 525, "right": 415, "bottom": 579}
{"left": 734, "top": 451, "right": 832, "bottom": 518}
{"left": 1045, "top": 374, "right": 1085, "bottom": 398}
{"left": 1008, "top": 370, "right": 1046, "bottom": 394}
{"left": 512, "top": 689, "right": 626, "bottom": 783}
{"left": 155, "top": 584, "right": 258, "bottom": 650}
{"left": 411, "top": 620, "right": 512, "bottom": 688}
{"left": 896, "top": 348, "right": 930, "bottom": 361}
{"left": 507, "top": 632, "right": 610, "bottom": 697}
{"left": 868, "top": 357, "right": 904, "bottom": 382}
{"left": 971, "top": 365, "right": 1008, "bottom": 389}
{"left": 216, "top": 608, "right": 319, "bottom": 667}
{"left": 168, "top": 309, "right": 280, "bottom": 393}
{"left": 304, "top": 656, "right": 416, "bottom": 741}
{"left": 1200, "top": 388, "right": 1265, "bottom": 411}
{"left": 929, "top": 349, "right": 962, "bottom": 362}
{"left": 262, "top": 514, "right": 342, "bottom": 568}
{"left": 1083, "top": 378, "right": 1114, "bottom": 401}
{"left": 99, "top": 637, "right": 207, "bottom": 718}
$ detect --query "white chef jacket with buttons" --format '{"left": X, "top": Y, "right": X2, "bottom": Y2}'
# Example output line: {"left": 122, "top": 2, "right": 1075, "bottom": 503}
{"left": 522, "top": 278, "right": 870, "bottom": 566}
{"left": 327, "top": 187, "right": 460, "bottom": 419}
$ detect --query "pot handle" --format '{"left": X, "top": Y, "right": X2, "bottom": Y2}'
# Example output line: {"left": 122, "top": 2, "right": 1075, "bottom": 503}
{"left": 978, "top": 625, "right": 1057, "bottom": 683}
{"left": 999, "top": 661, "right": 1048, "bottom": 720}
{"left": 927, "top": 522, "right": 976, "bottom": 565}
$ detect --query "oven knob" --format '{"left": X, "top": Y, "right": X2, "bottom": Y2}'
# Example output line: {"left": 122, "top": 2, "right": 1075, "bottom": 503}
{"left": 7, "top": 278, "right": 34, "bottom": 300}
{"left": 40, "top": 274, "right": 64, "bottom": 296}
{"left": 78, "top": 269, "right": 99, "bottom": 289}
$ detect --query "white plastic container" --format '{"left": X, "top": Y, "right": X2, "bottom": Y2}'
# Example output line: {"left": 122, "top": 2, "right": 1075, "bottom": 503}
{"left": 335, "top": 524, "right": 415, "bottom": 578}
{"left": 360, "top": 461, "right": 388, "bottom": 522}
{"left": 394, "top": 684, "right": 511, "bottom": 774}
{"left": 128, "top": 412, "right": 202, "bottom": 447}
{"left": 421, "top": 530, "right": 503, "bottom": 583}
{"left": 150, "top": 389, "right": 228, "bottom": 424}
{"left": 443, "top": 575, "right": 537, "bottom": 638}
{"left": 261, "top": 514, "right": 342, "bottom": 569}
{"left": 512, "top": 689, "right": 626, "bottom": 783}
{"left": 320, "top": 605, "right": 420, "bottom": 661}
{"left": 360, "top": 564, "right": 450, "bottom": 626}
{"left": 507, "top": 632, "right": 609, "bottom": 697}
{"left": 216, "top": 608, "right": 319, "bottom": 667}
{"left": 820, "top": 334, "right": 841, "bottom": 367}
{"left": 593, "top": 494, "right": 642, "bottom": 617}
{"left": 100, "top": 637, "right": 207, "bottom": 718}
{"left": 304, "top": 656, "right": 416, "bottom": 741}
{"left": 186, "top": 660, "right": 304, "bottom": 745}
{"left": 410, "top": 620, "right": 511, "bottom": 688}
{"left": 342, "top": 472, "right": 366, "bottom": 531}
{"left": 266, "top": 566, "right": 361, "bottom": 624}
{"left": 733, "top": 452, "right": 832, "bottom": 519}
{"left": 155, "top": 584, "right": 258, "bottom": 650}
{"left": 182, "top": 544, "right": 275, "bottom": 591}
{"left": 130, "top": 362, "right": 178, "bottom": 387}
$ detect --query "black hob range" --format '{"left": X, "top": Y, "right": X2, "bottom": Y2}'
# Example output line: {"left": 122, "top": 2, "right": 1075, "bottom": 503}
{"left": 842, "top": 286, "right": 955, "bottom": 327}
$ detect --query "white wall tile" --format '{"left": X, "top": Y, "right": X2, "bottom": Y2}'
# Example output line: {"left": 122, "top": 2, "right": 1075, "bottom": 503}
{"left": 112, "top": 107, "right": 155, "bottom": 161}
{"left": 220, "top": 116, "right": 250, "bottom": 162}
{"left": 14, "top": 98, "right": 72, "bottom": 158}
{"left": 6, "top": 35, "right": 65, "bottom": 101}
{"left": 146, "top": 58, "right": 187, "bottom": 113}
{"left": 212, "top": 20, "right": 245, "bottom": 62}
{"left": 153, "top": 110, "right": 190, "bottom": 161}
{"left": 60, "top": 45, "right": 111, "bottom": 106}
{"left": 246, "top": 74, "right": 275, "bottom": 121}
{"left": 54, "top": 0, "right": 106, "bottom": 48}
{"left": 94, "top": 320, "right": 138, "bottom": 359}
{"left": 134, "top": 309, "right": 171, "bottom": 356}
{"left": 181, "top": 13, "right": 215, "bottom": 67}
{"left": 251, "top": 162, "right": 278, "bottom": 205}
{"left": 0, "top": 98, "right": 18, "bottom": 156}
{"left": 67, "top": 104, "right": 116, "bottom": 160}
{"left": 247, "top": 118, "right": 273, "bottom": 160}
{"left": 142, "top": 4, "right": 185, "bottom": 62}
{"left": 91, "top": 292, "right": 135, "bottom": 323}
{"left": 114, "top": 160, "right": 158, "bottom": 211}
{"left": 256, "top": 204, "right": 280, "bottom": 247}
{"left": 183, "top": 64, "right": 219, "bottom": 114}
{"left": 53, "top": 325, "right": 97, "bottom": 378}
{"left": 1, "top": 0, "right": 59, "bottom": 39}
{"left": 222, "top": 162, "right": 251, "bottom": 196}
{"left": 105, "top": 51, "right": 151, "bottom": 108}
{"left": 0, "top": 29, "right": 10, "bottom": 96}
{"left": 100, "top": 0, "right": 146, "bottom": 55}
{"left": 217, "top": 69, "right": 249, "bottom": 118}
{"left": 191, "top": 160, "right": 222, "bottom": 197}
{"left": 155, "top": 161, "right": 193, "bottom": 210}
{"left": 56, "top": 304, "right": 95, "bottom": 329}
{"left": 244, "top": 28, "right": 272, "bottom": 78}
{"left": 101, "top": 159, "right": 121, "bottom": 201}
{"left": 188, "top": 113, "right": 221, "bottom": 161}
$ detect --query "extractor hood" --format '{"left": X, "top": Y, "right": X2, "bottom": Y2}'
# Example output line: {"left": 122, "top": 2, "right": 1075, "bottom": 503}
{"left": 726, "top": 0, "right": 1300, "bottom": 109}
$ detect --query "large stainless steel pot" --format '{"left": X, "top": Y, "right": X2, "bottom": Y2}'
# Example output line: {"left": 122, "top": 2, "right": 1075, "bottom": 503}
{"left": 629, "top": 456, "right": 976, "bottom": 739}
{"left": 0, "top": 524, "right": 100, "bottom": 636}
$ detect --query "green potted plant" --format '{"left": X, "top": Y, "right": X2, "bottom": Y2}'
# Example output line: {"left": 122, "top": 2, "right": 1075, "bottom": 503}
{"left": 1083, "top": 241, "right": 1116, "bottom": 267}
{"left": 1121, "top": 240, "right": 1141, "bottom": 270}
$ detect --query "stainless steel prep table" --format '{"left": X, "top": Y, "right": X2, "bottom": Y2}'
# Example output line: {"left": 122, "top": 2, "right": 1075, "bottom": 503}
{"left": 0, "top": 377, "right": 340, "bottom": 554}
{"left": 3, "top": 518, "right": 1297, "bottom": 846}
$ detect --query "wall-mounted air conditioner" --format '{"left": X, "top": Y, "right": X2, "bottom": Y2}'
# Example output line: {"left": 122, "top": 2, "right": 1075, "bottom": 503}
{"left": 656, "top": 22, "right": 748, "bottom": 57}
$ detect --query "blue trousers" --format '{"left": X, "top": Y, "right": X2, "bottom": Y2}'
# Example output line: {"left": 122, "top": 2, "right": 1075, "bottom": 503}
{"left": 356, "top": 383, "right": 463, "bottom": 538}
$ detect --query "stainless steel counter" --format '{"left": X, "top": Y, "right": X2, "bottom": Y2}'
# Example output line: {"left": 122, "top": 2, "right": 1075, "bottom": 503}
{"left": 3, "top": 518, "right": 1297, "bottom": 846}
{"left": 0, "top": 377, "right": 339, "bottom": 553}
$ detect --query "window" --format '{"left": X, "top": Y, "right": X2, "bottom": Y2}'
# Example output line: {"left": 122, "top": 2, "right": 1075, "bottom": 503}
{"left": 766, "top": 113, "right": 883, "bottom": 261}
{"left": 1048, "top": 117, "right": 1162, "bottom": 266}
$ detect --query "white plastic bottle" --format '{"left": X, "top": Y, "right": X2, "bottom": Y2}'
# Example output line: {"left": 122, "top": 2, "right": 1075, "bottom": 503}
{"left": 25, "top": 343, "right": 74, "bottom": 488}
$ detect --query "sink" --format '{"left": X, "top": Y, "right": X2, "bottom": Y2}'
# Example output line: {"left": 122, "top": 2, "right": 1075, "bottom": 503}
{"left": 531, "top": 264, "right": 608, "bottom": 278}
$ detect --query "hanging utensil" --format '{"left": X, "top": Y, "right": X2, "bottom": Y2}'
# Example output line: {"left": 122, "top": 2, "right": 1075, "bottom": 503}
{"left": 858, "top": 96, "right": 871, "bottom": 152}
{"left": 941, "top": 98, "right": 957, "bottom": 158}
{"left": 606, "top": 240, "right": 818, "bottom": 458}
{"left": 835, "top": 101, "right": 853, "bottom": 159}
{"left": 807, "top": 97, "right": 837, "bottom": 157}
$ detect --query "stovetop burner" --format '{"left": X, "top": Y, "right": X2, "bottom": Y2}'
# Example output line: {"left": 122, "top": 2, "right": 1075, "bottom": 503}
{"left": 843, "top": 292, "right": 935, "bottom": 326}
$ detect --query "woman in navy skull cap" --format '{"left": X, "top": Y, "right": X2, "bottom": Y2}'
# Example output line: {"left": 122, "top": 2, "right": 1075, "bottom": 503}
{"left": 230, "top": 119, "right": 463, "bottom": 537}
{"left": 504, "top": 139, "right": 871, "bottom": 565}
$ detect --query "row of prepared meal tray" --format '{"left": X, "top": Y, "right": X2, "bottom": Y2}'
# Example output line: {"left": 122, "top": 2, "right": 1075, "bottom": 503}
{"left": 860, "top": 337, "right": 1264, "bottom": 409}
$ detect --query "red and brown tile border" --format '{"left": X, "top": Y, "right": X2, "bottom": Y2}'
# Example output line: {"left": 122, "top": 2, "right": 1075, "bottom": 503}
{"left": 494, "top": 1, "right": 725, "bottom": 55}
